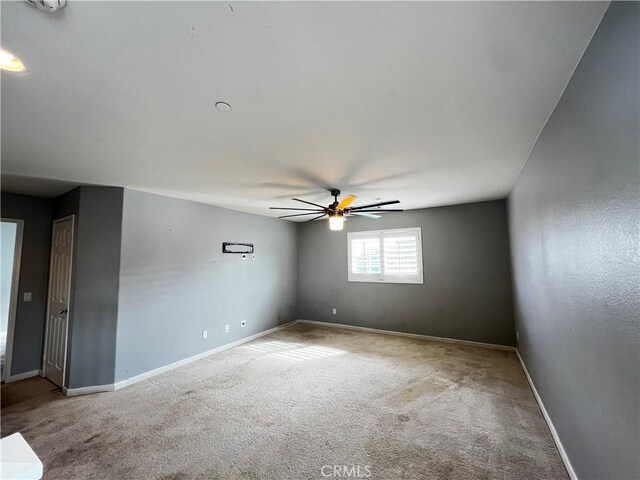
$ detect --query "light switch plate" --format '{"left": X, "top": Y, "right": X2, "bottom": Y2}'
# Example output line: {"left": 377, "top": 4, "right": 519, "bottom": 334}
{"left": 332, "top": 308, "right": 337, "bottom": 315}
{"left": 202, "top": 330, "right": 208, "bottom": 339}
{"left": 241, "top": 320, "right": 247, "bottom": 328}
{"left": 23, "top": 292, "right": 32, "bottom": 302}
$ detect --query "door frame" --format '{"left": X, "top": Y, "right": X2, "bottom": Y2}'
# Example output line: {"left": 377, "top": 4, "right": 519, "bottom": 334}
{"left": 42, "top": 215, "right": 75, "bottom": 387}
{"left": 2, "top": 218, "right": 24, "bottom": 383}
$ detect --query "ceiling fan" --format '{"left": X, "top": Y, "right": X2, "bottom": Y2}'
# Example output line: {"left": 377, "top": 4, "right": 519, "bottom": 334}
{"left": 269, "top": 189, "right": 403, "bottom": 231}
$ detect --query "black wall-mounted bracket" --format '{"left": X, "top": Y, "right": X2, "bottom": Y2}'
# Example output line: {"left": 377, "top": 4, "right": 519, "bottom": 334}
{"left": 222, "top": 242, "right": 254, "bottom": 254}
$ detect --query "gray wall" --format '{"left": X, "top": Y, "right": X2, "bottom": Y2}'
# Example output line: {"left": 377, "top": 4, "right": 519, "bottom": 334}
{"left": 298, "top": 200, "right": 514, "bottom": 346}
{"left": 1, "top": 193, "right": 52, "bottom": 376}
{"left": 507, "top": 3, "right": 639, "bottom": 479}
{"left": 115, "top": 189, "right": 298, "bottom": 382}
{"left": 66, "top": 187, "right": 123, "bottom": 389}
{"left": 51, "top": 187, "right": 123, "bottom": 388}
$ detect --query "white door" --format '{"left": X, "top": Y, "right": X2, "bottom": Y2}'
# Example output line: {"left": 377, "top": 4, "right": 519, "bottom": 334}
{"left": 43, "top": 216, "right": 74, "bottom": 387}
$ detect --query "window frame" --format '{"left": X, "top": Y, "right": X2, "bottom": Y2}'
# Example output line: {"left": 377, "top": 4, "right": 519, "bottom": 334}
{"left": 347, "top": 227, "right": 424, "bottom": 284}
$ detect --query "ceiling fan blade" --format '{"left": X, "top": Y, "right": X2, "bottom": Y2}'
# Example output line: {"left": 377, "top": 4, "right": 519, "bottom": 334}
{"left": 306, "top": 213, "right": 328, "bottom": 222}
{"left": 350, "top": 209, "right": 404, "bottom": 212}
{"left": 278, "top": 212, "right": 327, "bottom": 219}
{"left": 292, "top": 198, "right": 327, "bottom": 209}
{"left": 350, "top": 212, "right": 381, "bottom": 219}
{"left": 269, "top": 207, "right": 324, "bottom": 211}
{"left": 337, "top": 194, "right": 357, "bottom": 210}
{"left": 348, "top": 200, "right": 400, "bottom": 210}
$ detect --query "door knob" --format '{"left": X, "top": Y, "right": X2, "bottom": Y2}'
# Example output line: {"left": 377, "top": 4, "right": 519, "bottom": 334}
{"left": 59, "top": 308, "right": 68, "bottom": 315}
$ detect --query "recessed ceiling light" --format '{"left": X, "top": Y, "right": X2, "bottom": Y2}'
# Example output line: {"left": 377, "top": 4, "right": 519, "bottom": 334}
{"left": 0, "top": 48, "right": 25, "bottom": 72}
{"left": 215, "top": 101, "right": 232, "bottom": 112}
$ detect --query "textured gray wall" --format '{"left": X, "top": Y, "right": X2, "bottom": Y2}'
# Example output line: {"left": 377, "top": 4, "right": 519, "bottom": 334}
{"left": 52, "top": 187, "right": 123, "bottom": 388}
{"left": 64, "top": 187, "right": 123, "bottom": 389}
{"left": 298, "top": 200, "right": 514, "bottom": 346}
{"left": 115, "top": 189, "right": 298, "bottom": 382}
{"left": 508, "top": 3, "right": 639, "bottom": 479}
{"left": 0, "top": 193, "right": 52, "bottom": 376}
{"left": 52, "top": 187, "right": 80, "bottom": 221}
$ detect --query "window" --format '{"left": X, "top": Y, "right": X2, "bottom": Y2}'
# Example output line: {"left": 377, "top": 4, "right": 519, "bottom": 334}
{"left": 347, "top": 227, "right": 423, "bottom": 284}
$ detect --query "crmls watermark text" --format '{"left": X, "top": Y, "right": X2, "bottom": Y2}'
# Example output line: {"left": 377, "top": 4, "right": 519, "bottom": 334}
{"left": 321, "top": 465, "right": 372, "bottom": 478}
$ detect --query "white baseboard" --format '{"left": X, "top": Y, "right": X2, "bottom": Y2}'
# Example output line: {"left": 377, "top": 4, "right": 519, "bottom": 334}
{"left": 516, "top": 350, "right": 577, "bottom": 480}
{"left": 59, "top": 322, "right": 296, "bottom": 396}
{"left": 5, "top": 369, "right": 40, "bottom": 383}
{"left": 295, "top": 319, "right": 515, "bottom": 352}
{"left": 63, "top": 384, "right": 115, "bottom": 397}
{"left": 111, "top": 321, "right": 297, "bottom": 392}
{"left": 58, "top": 320, "right": 511, "bottom": 397}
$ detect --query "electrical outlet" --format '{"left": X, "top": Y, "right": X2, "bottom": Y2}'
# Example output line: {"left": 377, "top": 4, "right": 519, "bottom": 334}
{"left": 252, "top": 254, "right": 256, "bottom": 260}
{"left": 224, "top": 324, "right": 229, "bottom": 333}
{"left": 23, "top": 292, "right": 32, "bottom": 302}
{"left": 202, "top": 330, "right": 208, "bottom": 339}
{"left": 241, "top": 320, "right": 247, "bottom": 328}
{"left": 332, "top": 308, "right": 337, "bottom": 315}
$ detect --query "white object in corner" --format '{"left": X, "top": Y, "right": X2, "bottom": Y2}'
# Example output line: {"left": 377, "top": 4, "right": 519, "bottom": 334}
{"left": 0, "top": 433, "right": 43, "bottom": 479}
{"left": 516, "top": 350, "right": 577, "bottom": 480}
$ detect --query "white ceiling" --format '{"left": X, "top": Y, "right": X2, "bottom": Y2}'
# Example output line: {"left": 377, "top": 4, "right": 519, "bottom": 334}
{"left": 1, "top": 1, "right": 607, "bottom": 218}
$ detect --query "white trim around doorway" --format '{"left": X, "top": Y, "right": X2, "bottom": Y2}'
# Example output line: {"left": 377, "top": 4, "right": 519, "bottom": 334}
{"left": 2, "top": 218, "right": 24, "bottom": 383}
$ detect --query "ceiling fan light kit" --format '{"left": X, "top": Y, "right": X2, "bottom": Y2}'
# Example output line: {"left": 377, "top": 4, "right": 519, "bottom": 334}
{"left": 269, "top": 189, "right": 403, "bottom": 231}
{"left": 329, "top": 213, "right": 345, "bottom": 231}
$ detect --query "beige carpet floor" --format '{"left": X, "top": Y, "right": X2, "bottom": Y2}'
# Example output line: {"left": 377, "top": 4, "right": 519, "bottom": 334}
{"left": 1, "top": 324, "right": 567, "bottom": 479}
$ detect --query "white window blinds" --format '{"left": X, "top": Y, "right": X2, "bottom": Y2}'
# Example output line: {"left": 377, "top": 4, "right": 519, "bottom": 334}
{"left": 347, "top": 227, "right": 423, "bottom": 284}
